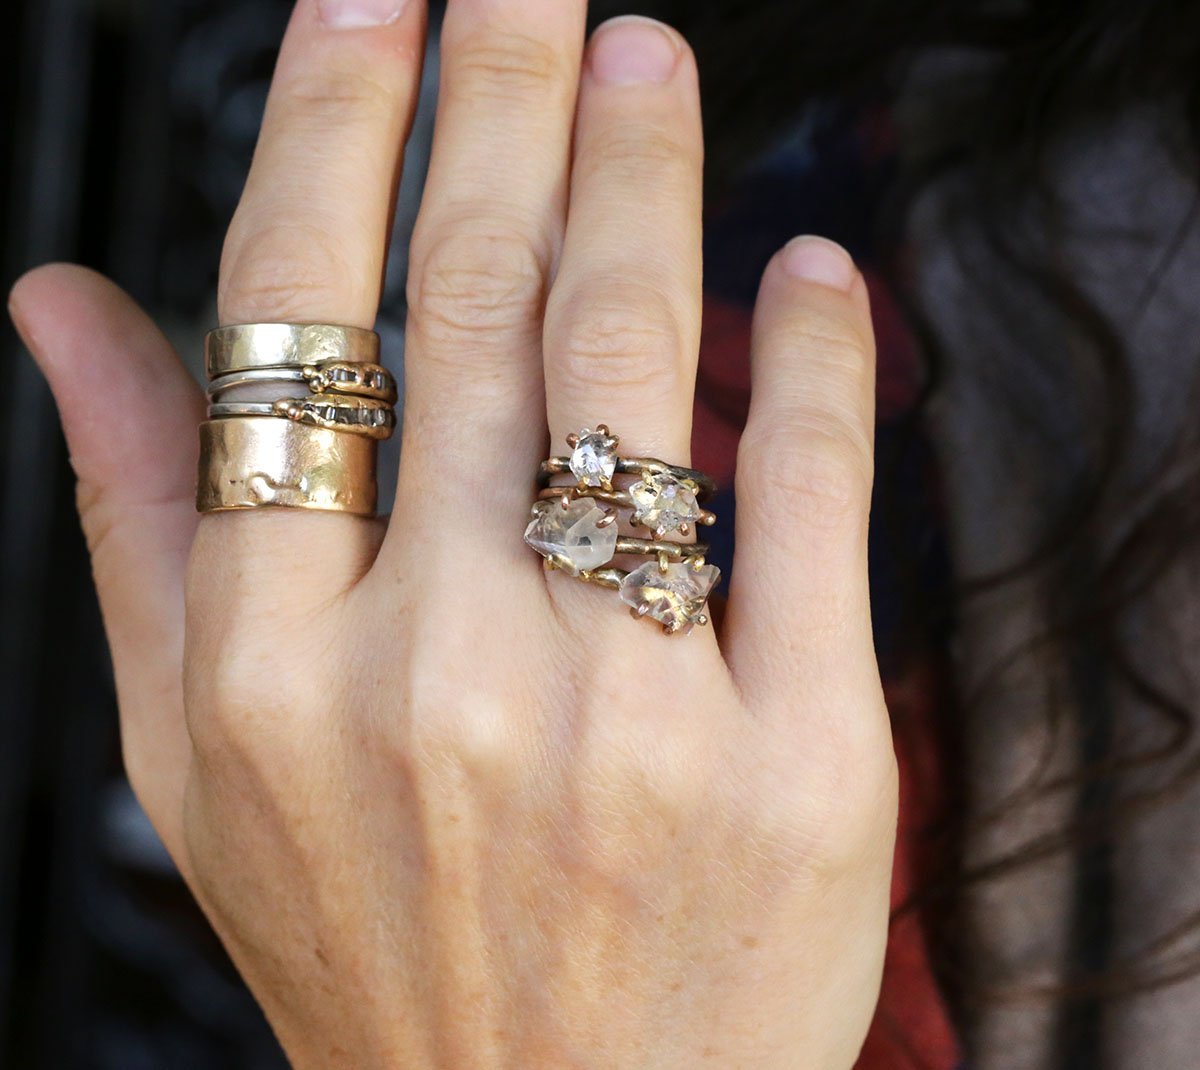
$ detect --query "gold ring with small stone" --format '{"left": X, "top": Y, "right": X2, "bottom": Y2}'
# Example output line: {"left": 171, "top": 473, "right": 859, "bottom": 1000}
{"left": 196, "top": 323, "right": 392, "bottom": 516}
{"left": 207, "top": 361, "right": 397, "bottom": 404}
{"left": 524, "top": 426, "right": 721, "bottom": 635}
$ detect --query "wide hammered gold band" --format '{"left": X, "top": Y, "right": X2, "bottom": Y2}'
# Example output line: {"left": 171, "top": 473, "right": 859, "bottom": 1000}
{"left": 197, "top": 322, "right": 391, "bottom": 516}
{"left": 204, "top": 323, "right": 379, "bottom": 379}
{"left": 197, "top": 417, "right": 378, "bottom": 515}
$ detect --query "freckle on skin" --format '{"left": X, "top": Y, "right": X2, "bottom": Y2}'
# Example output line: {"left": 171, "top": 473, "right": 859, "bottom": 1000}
{"left": 740, "top": 935, "right": 758, "bottom": 949}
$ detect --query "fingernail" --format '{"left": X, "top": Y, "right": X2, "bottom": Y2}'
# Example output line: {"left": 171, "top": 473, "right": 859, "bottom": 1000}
{"left": 317, "top": 0, "right": 409, "bottom": 29}
{"left": 590, "top": 16, "right": 681, "bottom": 86}
{"left": 780, "top": 236, "right": 857, "bottom": 292}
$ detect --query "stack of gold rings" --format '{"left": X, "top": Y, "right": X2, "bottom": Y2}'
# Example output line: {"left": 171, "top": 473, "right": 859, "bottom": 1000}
{"left": 196, "top": 324, "right": 396, "bottom": 516}
{"left": 525, "top": 426, "right": 721, "bottom": 635}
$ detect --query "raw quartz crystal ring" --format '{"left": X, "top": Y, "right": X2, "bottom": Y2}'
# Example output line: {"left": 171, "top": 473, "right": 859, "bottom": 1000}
{"left": 525, "top": 426, "right": 722, "bottom": 635}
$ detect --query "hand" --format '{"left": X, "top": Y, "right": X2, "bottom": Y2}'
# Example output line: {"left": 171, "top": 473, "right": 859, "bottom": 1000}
{"left": 10, "top": 2, "right": 895, "bottom": 1066}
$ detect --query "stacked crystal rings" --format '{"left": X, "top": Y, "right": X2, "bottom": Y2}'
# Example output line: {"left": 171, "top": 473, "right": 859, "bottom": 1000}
{"left": 196, "top": 324, "right": 396, "bottom": 516}
{"left": 525, "top": 426, "right": 721, "bottom": 635}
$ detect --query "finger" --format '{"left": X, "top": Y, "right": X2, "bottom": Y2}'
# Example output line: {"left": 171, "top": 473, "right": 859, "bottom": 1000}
{"left": 543, "top": 16, "right": 703, "bottom": 464}
{"left": 220, "top": 0, "right": 425, "bottom": 327}
{"left": 192, "top": 0, "right": 426, "bottom": 615}
{"left": 9, "top": 264, "right": 204, "bottom": 872}
{"left": 383, "top": 0, "right": 587, "bottom": 562}
{"left": 724, "top": 238, "right": 882, "bottom": 715}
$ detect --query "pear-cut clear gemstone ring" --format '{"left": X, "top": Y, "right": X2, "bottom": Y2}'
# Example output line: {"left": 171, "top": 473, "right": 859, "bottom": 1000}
{"left": 525, "top": 425, "right": 721, "bottom": 635}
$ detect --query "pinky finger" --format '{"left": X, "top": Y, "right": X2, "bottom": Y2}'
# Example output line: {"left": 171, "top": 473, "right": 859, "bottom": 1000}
{"left": 723, "top": 237, "right": 881, "bottom": 717}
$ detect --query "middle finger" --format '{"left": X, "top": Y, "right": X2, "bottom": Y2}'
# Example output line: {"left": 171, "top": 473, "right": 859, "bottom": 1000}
{"left": 382, "top": 0, "right": 587, "bottom": 564}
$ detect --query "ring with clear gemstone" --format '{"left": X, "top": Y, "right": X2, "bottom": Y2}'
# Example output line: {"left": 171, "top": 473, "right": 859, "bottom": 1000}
{"left": 619, "top": 558, "right": 721, "bottom": 635}
{"left": 566, "top": 425, "right": 620, "bottom": 489}
{"left": 528, "top": 425, "right": 722, "bottom": 635}
{"left": 524, "top": 497, "right": 619, "bottom": 577}
{"left": 628, "top": 475, "right": 703, "bottom": 538}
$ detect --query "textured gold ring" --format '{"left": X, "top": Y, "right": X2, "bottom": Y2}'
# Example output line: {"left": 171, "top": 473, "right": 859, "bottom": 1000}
{"left": 196, "top": 323, "right": 390, "bottom": 515}
{"left": 197, "top": 417, "right": 377, "bottom": 515}
{"left": 524, "top": 426, "right": 721, "bottom": 635}
{"left": 205, "top": 323, "right": 379, "bottom": 379}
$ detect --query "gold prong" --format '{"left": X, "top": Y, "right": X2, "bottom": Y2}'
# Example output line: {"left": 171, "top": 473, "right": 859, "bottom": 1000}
{"left": 678, "top": 523, "right": 690, "bottom": 537}
{"left": 597, "top": 509, "right": 617, "bottom": 528}
{"left": 700, "top": 510, "right": 717, "bottom": 526}
{"left": 560, "top": 487, "right": 575, "bottom": 510}
{"left": 690, "top": 555, "right": 706, "bottom": 570}
{"left": 566, "top": 432, "right": 580, "bottom": 448}
{"left": 658, "top": 551, "right": 670, "bottom": 572}
{"left": 600, "top": 476, "right": 614, "bottom": 492}
{"left": 596, "top": 423, "right": 610, "bottom": 436}
{"left": 543, "top": 556, "right": 556, "bottom": 571}
{"left": 696, "top": 613, "right": 709, "bottom": 627}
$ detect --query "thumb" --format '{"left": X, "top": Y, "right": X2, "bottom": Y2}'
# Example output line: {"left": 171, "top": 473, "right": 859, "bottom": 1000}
{"left": 9, "top": 264, "right": 203, "bottom": 869}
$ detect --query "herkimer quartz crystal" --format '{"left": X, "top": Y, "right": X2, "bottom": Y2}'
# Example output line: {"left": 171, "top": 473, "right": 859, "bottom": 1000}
{"left": 524, "top": 498, "right": 618, "bottom": 577}
{"left": 618, "top": 559, "right": 721, "bottom": 634}
{"left": 568, "top": 428, "right": 619, "bottom": 487}
{"left": 628, "top": 475, "right": 702, "bottom": 537}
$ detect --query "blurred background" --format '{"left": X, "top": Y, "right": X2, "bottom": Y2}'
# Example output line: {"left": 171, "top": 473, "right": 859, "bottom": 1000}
{"left": 0, "top": 1, "right": 442, "bottom": 1064}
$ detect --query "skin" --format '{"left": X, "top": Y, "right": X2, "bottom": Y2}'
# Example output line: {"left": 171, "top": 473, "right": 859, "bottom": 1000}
{"left": 8, "top": 1, "right": 896, "bottom": 1067}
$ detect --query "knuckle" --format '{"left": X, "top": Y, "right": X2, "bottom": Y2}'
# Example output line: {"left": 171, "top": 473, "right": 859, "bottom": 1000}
{"left": 219, "top": 220, "right": 367, "bottom": 324}
{"left": 549, "top": 284, "right": 685, "bottom": 393}
{"left": 448, "top": 31, "right": 568, "bottom": 103}
{"left": 576, "top": 123, "right": 697, "bottom": 185}
{"left": 737, "top": 425, "right": 873, "bottom": 531}
{"left": 183, "top": 623, "right": 324, "bottom": 768}
{"left": 282, "top": 66, "right": 399, "bottom": 127}
{"left": 742, "top": 733, "right": 898, "bottom": 888}
{"left": 787, "top": 307, "right": 873, "bottom": 377}
{"left": 386, "top": 640, "right": 526, "bottom": 785}
{"left": 408, "top": 224, "right": 547, "bottom": 345}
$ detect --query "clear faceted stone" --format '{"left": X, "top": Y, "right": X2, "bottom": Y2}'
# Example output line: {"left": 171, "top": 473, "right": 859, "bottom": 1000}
{"left": 568, "top": 429, "right": 618, "bottom": 486}
{"left": 619, "top": 559, "right": 721, "bottom": 633}
{"left": 629, "top": 476, "right": 701, "bottom": 536}
{"left": 524, "top": 498, "right": 618, "bottom": 576}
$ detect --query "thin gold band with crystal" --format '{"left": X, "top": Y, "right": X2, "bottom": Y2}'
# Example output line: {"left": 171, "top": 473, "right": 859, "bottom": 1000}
{"left": 207, "top": 361, "right": 397, "bottom": 404}
{"left": 538, "top": 455, "right": 716, "bottom": 499}
{"left": 535, "top": 485, "right": 717, "bottom": 538}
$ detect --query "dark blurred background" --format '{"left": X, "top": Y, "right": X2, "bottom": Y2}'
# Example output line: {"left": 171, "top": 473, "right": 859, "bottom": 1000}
{"left": 0, "top": 1, "right": 442, "bottom": 1064}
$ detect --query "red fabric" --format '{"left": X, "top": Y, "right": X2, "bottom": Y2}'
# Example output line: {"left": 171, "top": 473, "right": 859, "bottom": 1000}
{"left": 693, "top": 288, "right": 960, "bottom": 1069}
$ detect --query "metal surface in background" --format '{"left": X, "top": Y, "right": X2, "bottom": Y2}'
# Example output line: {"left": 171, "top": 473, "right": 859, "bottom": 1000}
{"left": 0, "top": 1, "right": 439, "bottom": 1064}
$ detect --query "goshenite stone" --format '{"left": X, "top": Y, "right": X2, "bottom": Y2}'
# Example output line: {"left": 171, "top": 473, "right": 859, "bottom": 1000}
{"left": 619, "top": 559, "right": 721, "bottom": 633}
{"left": 524, "top": 498, "right": 618, "bottom": 576}
{"left": 568, "top": 429, "right": 618, "bottom": 487}
{"left": 628, "top": 476, "right": 701, "bottom": 537}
